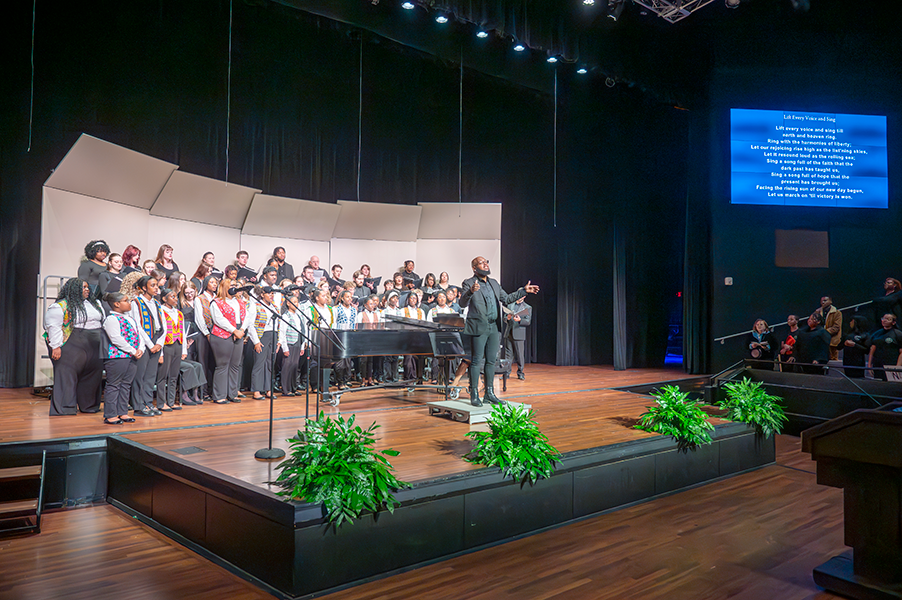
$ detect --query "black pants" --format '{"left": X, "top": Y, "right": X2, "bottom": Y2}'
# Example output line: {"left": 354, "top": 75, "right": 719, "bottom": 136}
{"left": 156, "top": 344, "right": 182, "bottom": 407}
{"left": 130, "top": 348, "right": 158, "bottom": 412}
{"left": 49, "top": 328, "right": 103, "bottom": 415}
{"left": 282, "top": 342, "right": 302, "bottom": 394}
{"left": 469, "top": 328, "right": 500, "bottom": 391}
{"left": 251, "top": 331, "right": 275, "bottom": 393}
{"left": 209, "top": 334, "right": 243, "bottom": 400}
{"left": 104, "top": 357, "right": 136, "bottom": 419}
{"left": 194, "top": 333, "right": 215, "bottom": 397}
{"left": 505, "top": 336, "right": 525, "bottom": 375}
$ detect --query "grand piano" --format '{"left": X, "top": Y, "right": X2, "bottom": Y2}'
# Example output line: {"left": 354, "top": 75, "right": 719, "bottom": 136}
{"left": 312, "top": 313, "right": 465, "bottom": 406}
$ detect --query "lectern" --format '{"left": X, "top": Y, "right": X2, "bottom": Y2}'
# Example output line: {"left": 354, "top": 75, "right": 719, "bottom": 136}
{"left": 802, "top": 402, "right": 902, "bottom": 599}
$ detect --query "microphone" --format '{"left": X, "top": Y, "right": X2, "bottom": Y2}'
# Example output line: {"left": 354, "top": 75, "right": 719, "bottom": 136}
{"left": 228, "top": 285, "right": 254, "bottom": 296}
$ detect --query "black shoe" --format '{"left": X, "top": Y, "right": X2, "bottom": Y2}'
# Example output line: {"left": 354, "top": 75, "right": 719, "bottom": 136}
{"left": 170, "top": 405, "right": 182, "bottom": 410}
{"left": 104, "top": 417, "right": 123, "bottom": 425}
{"left": 483, "top": 387, "right": 506, "bottom": 405}
{"left": 181, "top": 398, "right": 199, "bottom": 406}
{"left": 517, "top": 372, "right": 525, "bottom": 380}
{"left": 134, "top": 407, "right": 155, "bottom": 417}
{"left": 213, "top": 398, "right": 230, "bottom": 404}
{"left": 470, "top": 388, "right": 483, "bottom": 407}
{"left": 159, "top": 406, "right": 172, "bottom": 412}
{"left": 230, "top": 397, "right": 241, "bottom": 403}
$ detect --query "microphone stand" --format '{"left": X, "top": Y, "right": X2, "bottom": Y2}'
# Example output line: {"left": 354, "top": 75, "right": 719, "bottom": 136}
{"left": 295, "top": 299, "right": 346, "bottom": 413}
{"left": 245, "top": 289, "right": 313, "bottom": 461}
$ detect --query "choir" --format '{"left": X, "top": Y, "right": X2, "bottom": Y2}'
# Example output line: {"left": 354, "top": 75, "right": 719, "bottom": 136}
{"left": 44, "top": 242, "right": 482, "bottom": 420}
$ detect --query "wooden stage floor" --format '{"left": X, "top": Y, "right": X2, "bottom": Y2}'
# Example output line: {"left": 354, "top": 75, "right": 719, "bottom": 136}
{"left": 1, "top": 365, "right": 702, "bottom": 486}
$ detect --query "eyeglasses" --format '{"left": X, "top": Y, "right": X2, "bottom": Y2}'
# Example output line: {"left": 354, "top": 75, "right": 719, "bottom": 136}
{"left": 476, "top": 259, "right": 490, "bottom": 266}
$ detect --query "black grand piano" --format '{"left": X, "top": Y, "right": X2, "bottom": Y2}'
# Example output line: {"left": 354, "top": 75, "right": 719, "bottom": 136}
{"left": 312, "top": 313, "right": 466, "bottom": 406}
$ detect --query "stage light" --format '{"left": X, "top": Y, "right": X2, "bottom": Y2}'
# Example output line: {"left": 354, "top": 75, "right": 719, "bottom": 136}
{"left": 547, "top": 56, "right": 558, "bottom": 63}
{"left": 401, "top": 2, "right": 415, "bottom": 9}
{"left": 577, "top": 67, "right": 588, "bottom": 74}
{"left": 476, "top": 30, "right": 488, "bottom": 38}
{"left": 435, "top": 14, "right": 449, "bottom": 23}
{"left": 513, "top": 43, "right": 526, "bottom": 52}
{"left": 583, "top": 0, "right": 596, "bottom": 4}
{"left": 607, "top": 0, "right": 625, "bottom": 20}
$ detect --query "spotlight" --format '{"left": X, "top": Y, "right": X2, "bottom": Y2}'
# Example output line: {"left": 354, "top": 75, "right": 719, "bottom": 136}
{"left": 607, "top": 0, "right": 625, "bottom": 20}
{"left": 583, "top": 0, "right": 596, "bottom": 4}
{"left": 547, "top": 56, "right": 558, "bottom": 63}
{"left": 476, "top": 30, "right": 489, "bottom": 38}
{"left": 401, "top": 2, "right": 415, "bottom": 9}
{"left": 513, "top": 43, "right": 526, "bottom": 52}
{"left": 577, "top": 67, "right": 588, "bottom": 74}
{"left": 435, "top": 14, "right": 449, "bottom": 23}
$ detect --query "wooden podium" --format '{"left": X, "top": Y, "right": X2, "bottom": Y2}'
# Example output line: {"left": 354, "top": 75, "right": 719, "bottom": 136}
{"left": 802, "top": 401, "right": 902, "bottom": 599}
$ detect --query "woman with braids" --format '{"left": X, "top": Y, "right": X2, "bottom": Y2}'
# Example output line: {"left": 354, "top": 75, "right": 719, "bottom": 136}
{"left": 77, "top": 240, "right": 110, "bottom": 292}
{"left": 129, "top": 275, "right": 166, "bottom": 417}
{"left": 121, "top": 245, "right": 142, "bottom": 275}
{"left": 43, "top": 277, "right": 105, "bottom": 415}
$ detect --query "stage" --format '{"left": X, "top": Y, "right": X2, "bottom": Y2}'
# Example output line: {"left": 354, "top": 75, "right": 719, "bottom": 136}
{"left": 0, "top": 365, "right": 775, "bottom": 598}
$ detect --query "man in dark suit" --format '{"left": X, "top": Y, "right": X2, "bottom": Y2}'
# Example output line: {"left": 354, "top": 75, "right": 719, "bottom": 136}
{"left": 504, "top": 296, "right": 532, "bottom": 380}
{"left": 460, "top": 256, "right": 539, "bottom": 407}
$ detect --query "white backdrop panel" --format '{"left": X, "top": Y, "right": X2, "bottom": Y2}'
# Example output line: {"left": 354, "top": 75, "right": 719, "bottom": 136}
{"left": 243, "top": 194, "right": 341, "bottom": 241}
{"left": 147, "top": 216, "right": 241, "bottom": 278}
{"left": 416, "top": 203, "right": 502, "bottom": 240}
{"left": 415, "top": 239, "right": 502, "bottom": 288}
{"left": 329, "top": 239, "right": 417, "bottom": 284}
{"left": 151, "top": 170, "right": 260, "bottom": 229}
{"left": 37, "top": 188, "right": 153, "bottom": 386}
{"left": 44, "top": 134, "right": 177, "bottom": 210}
{"left": 239, "top": 235, "right": 330, "bottom": 276}
{"left": 333, "top": 201, "right": 421, "bottom": 242}
{"left": 41, "top": 188, "right": 151, "bottom": 282}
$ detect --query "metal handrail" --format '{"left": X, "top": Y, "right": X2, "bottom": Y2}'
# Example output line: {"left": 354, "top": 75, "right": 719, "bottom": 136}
{"left": 714, "top": 300, "right": 874, "bottom": 344}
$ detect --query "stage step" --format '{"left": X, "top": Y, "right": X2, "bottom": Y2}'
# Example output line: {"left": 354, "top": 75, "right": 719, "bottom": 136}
{"left": 427, "top": 400, "right": 532, "bottom": 424}
{"left": 0, "top": 451, "right": 45, "bottom": 536}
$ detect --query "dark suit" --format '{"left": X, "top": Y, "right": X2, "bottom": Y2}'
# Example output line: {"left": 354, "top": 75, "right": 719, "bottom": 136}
{"left": 504, "top": 301, "right": 532, "bottom": 376}
{"left": 460, "top": 275, "right": 526, "bottom": 390}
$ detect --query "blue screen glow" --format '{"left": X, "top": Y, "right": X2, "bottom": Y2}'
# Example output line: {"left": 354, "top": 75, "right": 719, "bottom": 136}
{"left": 730, "top": 108, "right": 888, "bottom": 208}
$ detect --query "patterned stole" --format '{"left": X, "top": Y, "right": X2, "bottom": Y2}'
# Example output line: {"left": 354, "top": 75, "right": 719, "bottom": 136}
{"left": 108, "top": 315, "right": 139, "bottom": 359}
{"left": 198, "top": 294, "right": 214, "bottom": 329}
{"left": 254, "top": 301, "right": 270, "bottom": 338}
{"left": 163, "top": 310, "right": 184, "bottom": 345}
{"left": 138, "top": 296, "right": 162, "bottom": 338}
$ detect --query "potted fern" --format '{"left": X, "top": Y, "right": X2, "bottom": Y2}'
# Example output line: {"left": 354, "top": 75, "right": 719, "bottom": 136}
{"left": 464, "top": 403, "right": 561, "bottom": 485}
{"left": 274, "top": 412, "right": 408, "bottom": 527}
{"left": 718, "top": 377, "right": 787, "bottom": 437}
{"left": 635, "top": 385, "right": 714, "bottom": 451}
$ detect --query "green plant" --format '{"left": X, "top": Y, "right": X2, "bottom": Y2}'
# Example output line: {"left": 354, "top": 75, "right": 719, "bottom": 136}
{"left": 635, "top": 385, "right": 714, "bottom": 451}
{"left": 719, "top": 377, "right": 787, "bottom": 437}
{"left": 464, "top": 403, "right": 561, "bottom": 485}
{"left": 274, "top": 412, "right": 408, "bottom": 527}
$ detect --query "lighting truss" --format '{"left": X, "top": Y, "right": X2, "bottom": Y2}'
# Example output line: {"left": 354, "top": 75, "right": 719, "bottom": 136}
{"left": 631, "top": 0, "right": 717, "bottom": 23}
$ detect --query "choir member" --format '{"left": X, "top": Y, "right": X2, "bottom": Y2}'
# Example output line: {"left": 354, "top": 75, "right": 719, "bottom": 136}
{"left": 156, "top": 288, "right": 188, "bottom": 411}
{"left": 437, "top": 271, "right": 451, "bottom": 292}
{"left": 250, "top": 286, "right": 278, "bottom": 399}
{"left": 44, "top": 277, "right": 105, "bottom": 415}
{"left": 334, "top": 290, "right": 358, "bottom": 389}
{"left": 273, "top": 247, "right": 295, "bottom": 282}
{"left": 209, "top": 278, "right": 249, "bottom": 403}
{"left": 235, "top": 250, "right": 258, "bottom": 282}
{"left": 77, "top": 240, "right": 110, "bottom": 291}
{"left": 190, "top": 263, "right": 213, "bottom": 291}
{"left": 193, "top": 274, "right": 221, "bottom": 400}
{"left": 402, "top": 260, "right": 418, "bottom": 281}
{"left": 356, "top": 295, "right": 382, "bottom": 387}
{"left": 98, "top": 253, "right": 124, "bottom": 296}
{"left": 381, "top": 290, "right": 403, "bottom": 382}
{"left": 130, "top": 275, "right": 166, "bottom": 416}
{"left": 101, "top": 291, "right": 143, "bottom": 424}
{"left": 154, "top": 244, "right": 180, "bottom": 280}
{"left": 142, "top": 260, "right": 157, "bottom": 277}
{"left": 121, "top": 245, "right": 142, "bottom": 275}
{"left": 278, "top": 296, "right": 306, "bottom": 396}
{"left": 869, "top": 313, "right": 902, "bottom": 381}
{"left": 402, "top": 293, "right": 426, "bottom": 383}
{"left": 179, "top": 282, "right": 207, "bottom": 405}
